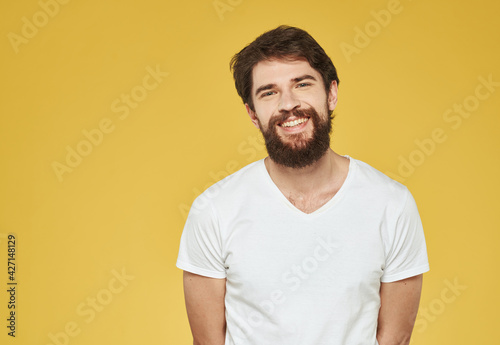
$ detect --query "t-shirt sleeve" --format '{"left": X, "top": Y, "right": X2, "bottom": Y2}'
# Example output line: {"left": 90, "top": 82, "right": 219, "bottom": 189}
{"left": 380, "top": 187, "right": 430, "bottom": 283}
{"left": 176, "top": 196, "right": 227, "bottom": 279}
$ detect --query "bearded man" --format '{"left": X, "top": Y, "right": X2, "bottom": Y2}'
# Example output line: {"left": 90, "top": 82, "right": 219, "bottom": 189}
{"left": 176, "top": 25, "right": 430, "bottom": 345}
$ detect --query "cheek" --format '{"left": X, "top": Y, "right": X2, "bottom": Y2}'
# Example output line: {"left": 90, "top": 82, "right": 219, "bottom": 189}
{"left": 254, "top": 102, "right": 272, "bottom": 116}
{"left": 253, "top": 106, "right": 272, "bottom": 124}
{"left": 255, "top": 115, "right": 276, "bottom": 133}
{"left": 308, "top": 95, "right": 328, "bottom": 108}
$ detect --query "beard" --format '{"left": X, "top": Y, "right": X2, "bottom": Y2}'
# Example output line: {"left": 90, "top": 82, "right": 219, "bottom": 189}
{"left": 257, "top": 105, "right": 333, "bottom": 169}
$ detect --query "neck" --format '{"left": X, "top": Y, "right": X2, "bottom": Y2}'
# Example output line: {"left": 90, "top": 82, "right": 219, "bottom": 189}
{"left": 264, "top": 149, "right": 346, "bottom": 196}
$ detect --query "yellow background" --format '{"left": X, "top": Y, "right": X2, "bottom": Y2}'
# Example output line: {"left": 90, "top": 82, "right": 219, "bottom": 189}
{"left": 1, "top": 0, "right": 499, "bottom": 344}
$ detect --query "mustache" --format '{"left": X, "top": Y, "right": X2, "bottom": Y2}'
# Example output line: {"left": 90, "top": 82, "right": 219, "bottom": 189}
{"left": 268, "top": 108, "right": 316, "bottom": 126}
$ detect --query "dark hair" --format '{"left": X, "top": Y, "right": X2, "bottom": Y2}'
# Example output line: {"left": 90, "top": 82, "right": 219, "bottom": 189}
{"left": 229, "top": 25, "right": 340, "bottom": 112}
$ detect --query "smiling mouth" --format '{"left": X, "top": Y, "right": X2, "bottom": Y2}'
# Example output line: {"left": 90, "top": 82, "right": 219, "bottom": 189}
{"left": 278, "top": 117, "right": 309, "bottom": 128}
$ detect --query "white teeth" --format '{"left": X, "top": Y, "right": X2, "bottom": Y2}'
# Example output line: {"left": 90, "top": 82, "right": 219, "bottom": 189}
{"left": 281, "top": 117, "right": 308, "bottom": 128}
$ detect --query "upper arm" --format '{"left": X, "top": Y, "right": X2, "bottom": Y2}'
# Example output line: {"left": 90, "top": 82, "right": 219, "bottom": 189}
{"left": 376, "top": 274, "right": 423, "bottom": 345}
{"left": 183, "top": 271, "right": 227, "bottom": 345}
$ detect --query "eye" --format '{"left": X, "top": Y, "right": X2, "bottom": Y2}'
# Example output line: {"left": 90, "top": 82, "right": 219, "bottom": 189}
{"left": 260, "top": 91, "right": 276, "bottom": 98}
{"left": 297, "top": 82, "right": 311, "bottom": 88}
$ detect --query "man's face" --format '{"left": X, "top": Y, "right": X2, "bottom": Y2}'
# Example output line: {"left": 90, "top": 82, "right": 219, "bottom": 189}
{"left": 245, "top": 58, "right": 338, "bottom": 168}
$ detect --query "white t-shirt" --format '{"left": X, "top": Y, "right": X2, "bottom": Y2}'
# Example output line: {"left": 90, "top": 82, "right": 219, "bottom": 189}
{"left": 176, "top": 155, "right": 430, "bottom": 345}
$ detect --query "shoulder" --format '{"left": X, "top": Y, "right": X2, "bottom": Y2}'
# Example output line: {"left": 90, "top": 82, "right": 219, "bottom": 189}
{"left": 348, "top": 156, "right": 409, "bottom": 205}
{"left": 190, "top": 159, "right": 264, "bottom": 213}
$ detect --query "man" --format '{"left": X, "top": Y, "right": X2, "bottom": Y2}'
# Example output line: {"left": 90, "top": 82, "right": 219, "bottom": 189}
{"left": 176, "top": 25, "right": 429, "bottom": 345}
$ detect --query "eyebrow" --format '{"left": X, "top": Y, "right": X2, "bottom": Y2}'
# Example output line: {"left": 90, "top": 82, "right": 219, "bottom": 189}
{"left": 254, "top": 74, "right": 318, "bottom": 97}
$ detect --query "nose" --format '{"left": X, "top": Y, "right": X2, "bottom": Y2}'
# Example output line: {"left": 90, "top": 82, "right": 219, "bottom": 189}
{"left": 278, "top": 89, "right": 300, "bottom": 113}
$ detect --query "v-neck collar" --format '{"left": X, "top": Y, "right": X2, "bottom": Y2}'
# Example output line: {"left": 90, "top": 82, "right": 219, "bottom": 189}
{"left": 259, "top": 155, "right": 357, "bottom": 217}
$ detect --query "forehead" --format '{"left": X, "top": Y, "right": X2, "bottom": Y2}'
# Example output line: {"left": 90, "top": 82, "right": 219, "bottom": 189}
{"left": 251, "top": 58, "right": 322, "bottom": 89}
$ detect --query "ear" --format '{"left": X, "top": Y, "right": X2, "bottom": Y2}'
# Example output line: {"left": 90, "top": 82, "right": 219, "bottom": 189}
{"left": 245, "top": 103, "right": 261, "bottom": 129}
{"left": 327, "top": 80, "right": 338, "bottom": 112}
